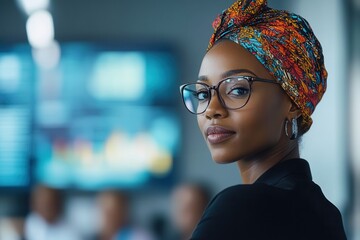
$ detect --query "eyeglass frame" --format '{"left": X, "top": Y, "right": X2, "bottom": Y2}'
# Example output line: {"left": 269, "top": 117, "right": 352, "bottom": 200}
{"left": 179, "top": 75, "right": 279, "bottom": 115}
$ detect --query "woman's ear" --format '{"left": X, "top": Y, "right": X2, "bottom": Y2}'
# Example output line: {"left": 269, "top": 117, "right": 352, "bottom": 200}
{"left": 287, "top": 102, "right": 302, "bottom": 120}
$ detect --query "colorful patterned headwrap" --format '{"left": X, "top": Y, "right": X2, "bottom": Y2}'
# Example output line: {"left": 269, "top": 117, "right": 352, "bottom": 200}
{"left": 208, "top": 0, "right": 327, "bottom": 132}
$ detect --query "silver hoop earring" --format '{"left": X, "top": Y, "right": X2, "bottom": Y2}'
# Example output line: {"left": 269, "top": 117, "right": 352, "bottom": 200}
{"left": 285, "top": 118, "right": 298, "bottom": 140}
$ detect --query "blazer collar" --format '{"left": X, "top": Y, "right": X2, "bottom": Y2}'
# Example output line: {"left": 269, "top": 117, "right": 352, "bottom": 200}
{"left": 254, "top": 158, "right": 313, "bottom": 190}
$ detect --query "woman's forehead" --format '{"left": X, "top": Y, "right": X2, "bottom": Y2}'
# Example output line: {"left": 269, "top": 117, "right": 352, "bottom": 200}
{"left": 198, "top": 40, "right": 273, "bottom": 82}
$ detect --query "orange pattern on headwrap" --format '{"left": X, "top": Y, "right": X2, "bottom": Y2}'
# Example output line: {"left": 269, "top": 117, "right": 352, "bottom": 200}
{"left": 208, "top": 0, "right": 327, "bottom": 132}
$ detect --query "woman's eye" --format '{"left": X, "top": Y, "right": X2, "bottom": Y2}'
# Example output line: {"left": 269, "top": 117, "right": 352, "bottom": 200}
{"left": 196, "top": 91, "right": 209, "bottom": 101}
{"left": 228, "top": 87, "right": 250, "bottom": 97}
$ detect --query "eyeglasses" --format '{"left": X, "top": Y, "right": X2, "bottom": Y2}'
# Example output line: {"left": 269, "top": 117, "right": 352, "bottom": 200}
{"left": 179, "top": 76, "right": 278, "bottom": 114}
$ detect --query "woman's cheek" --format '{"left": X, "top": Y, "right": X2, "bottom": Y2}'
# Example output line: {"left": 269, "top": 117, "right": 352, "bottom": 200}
{"left": 197, "top": 116, "right": 204, "bottom": 136}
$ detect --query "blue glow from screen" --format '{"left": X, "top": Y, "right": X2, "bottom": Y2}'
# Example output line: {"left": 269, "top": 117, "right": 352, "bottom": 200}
{"left": 0, "top": 107, "right": 30, "bottom": 187}
{"left": 0, "top": 45, "right": 34, "bottom": 188}
{"left": 0, "top": 42, "right": 179, "bottom": 190}
{"left": 34, "top": 43, "right": 179, "bottom": 190}
{"left": 89, "top": 52, "right": 146, "bottom": 101}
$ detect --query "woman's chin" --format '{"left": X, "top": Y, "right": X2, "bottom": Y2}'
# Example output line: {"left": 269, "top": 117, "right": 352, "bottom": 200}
{"left": 213, "top": 159, "right": 233, "bottom": 164}
{"left": 210, "top": 153, "right": 238, "bottom": 164}
{"left": 209, "top": 147, "right": 250, "bottom": 164}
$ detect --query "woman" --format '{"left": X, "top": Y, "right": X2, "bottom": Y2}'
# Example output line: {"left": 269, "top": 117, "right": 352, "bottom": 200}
{"left": 179, "top": 0, "right": 347, "bottom": 239}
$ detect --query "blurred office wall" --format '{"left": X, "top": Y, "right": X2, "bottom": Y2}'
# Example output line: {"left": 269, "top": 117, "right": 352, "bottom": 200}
{"left": 349, "top": 0, "right": 360, "bottom": 239}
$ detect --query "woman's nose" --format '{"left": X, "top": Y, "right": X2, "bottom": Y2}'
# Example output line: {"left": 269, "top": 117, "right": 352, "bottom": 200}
{"left": 204, "top": 91, "right": 228, "bottom": 119}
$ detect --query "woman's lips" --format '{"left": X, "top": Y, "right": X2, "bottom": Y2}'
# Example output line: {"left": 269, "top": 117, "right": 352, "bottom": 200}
{"left": 206, "top": 126, "right": 236, "bottom": 144}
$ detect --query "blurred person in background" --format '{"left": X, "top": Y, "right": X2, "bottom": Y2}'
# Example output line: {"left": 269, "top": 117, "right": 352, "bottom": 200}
{"left": 95, "top": 190, "right": 154, "bottom": 240}
{"left": 24, "top": 184, "right": 81, "bottom": 240}
{"left": 179, "top": 0, "right": 347, "bottom": 239}
{"left": 0, "top": 217, "right": 26, "bottom": 240}
{"left": 169, "top": 183, "right": 211, "bottom": 240}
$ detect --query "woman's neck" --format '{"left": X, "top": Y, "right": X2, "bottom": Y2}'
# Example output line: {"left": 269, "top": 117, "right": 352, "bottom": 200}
{"left": 236, "top": 140, "right": 300, "bottom": 184}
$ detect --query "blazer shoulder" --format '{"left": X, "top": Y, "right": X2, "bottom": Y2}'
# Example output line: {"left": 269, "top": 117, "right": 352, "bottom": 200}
{"left": 191, "top": 184, "right": 295, "bottom": 239}
{"left": 202, "top": 183, "right": 292, "bottom": 220}
{"left": 212, "top": 183, "right": 290, "bottom": 204}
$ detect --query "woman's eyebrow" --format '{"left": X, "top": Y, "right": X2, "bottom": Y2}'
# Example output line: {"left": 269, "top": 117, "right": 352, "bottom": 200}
{"left": 197, "top": 75, "right": 208, "bottom": 82}
{"left": 221, "top": 69, "right": 257, "bottom": 79}
{"left": 198, "top": 69, "right": 258, "bottom": 82}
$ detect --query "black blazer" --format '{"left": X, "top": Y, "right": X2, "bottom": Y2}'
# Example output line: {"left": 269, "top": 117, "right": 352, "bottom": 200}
{"left": 191, "top": 159, "right": 347, "bottom": 240}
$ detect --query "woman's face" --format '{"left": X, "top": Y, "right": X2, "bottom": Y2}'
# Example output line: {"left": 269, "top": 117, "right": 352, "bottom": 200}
{"left": 197, "top": 40, "right": 292, "bottom": 164}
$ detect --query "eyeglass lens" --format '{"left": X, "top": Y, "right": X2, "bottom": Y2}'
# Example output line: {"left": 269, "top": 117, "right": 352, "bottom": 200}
{"left": 181, "top": 77, "right": 251, "bottom": 114}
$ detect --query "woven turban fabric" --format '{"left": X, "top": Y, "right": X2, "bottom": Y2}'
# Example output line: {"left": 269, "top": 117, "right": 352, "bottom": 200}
{"left": 208, "top": 0, "right": 327, "bottom": 132}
